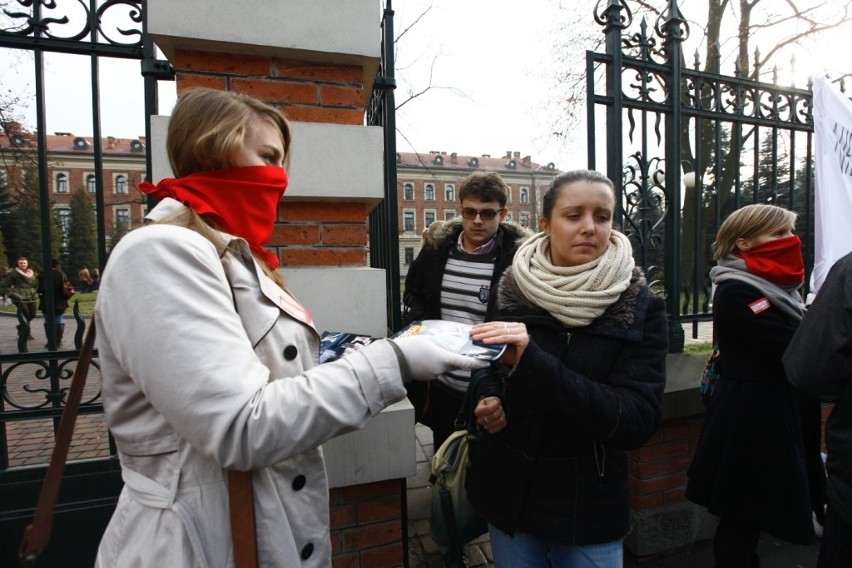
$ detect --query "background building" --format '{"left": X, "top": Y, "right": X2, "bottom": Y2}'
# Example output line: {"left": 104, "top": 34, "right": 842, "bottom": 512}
{"left": 396, "top": 150, "right": 557, "bottom": 275}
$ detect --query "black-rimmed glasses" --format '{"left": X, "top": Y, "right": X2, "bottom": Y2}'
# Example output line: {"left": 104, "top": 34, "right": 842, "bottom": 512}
{"left": 461, "top": 207, "right": 503, "bottom": 220}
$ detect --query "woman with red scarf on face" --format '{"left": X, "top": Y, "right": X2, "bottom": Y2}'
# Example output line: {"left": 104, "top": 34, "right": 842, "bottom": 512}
{"left": 92, "top": 88, "right": 484, "bottom": 567}
{"left": 687, "top": 204, "right": 826, "bottom": 568}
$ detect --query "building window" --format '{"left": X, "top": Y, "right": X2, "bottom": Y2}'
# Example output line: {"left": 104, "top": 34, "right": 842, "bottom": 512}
{"left": 55, "top": 208, "right": 71, "bottom": 236}
{"left": 55, "top": 172, "right": 68, "bottom": 193}
{"left": 115, "top": 208, "right": 130, "bottom": 229}
{"left": 506, "top": 185, "right": 513, "bottom": 204}
{"left": 444, "top": 209, "right": 455, "bottom": 221}
{"left": 425, "top": 210, "right": 436, "bottom": 227}
{"left": 445, "top": 184, "right": 455, "bottom": 202}
{"left": 403, "top": 210, "right": 415, "bottom": 232}
{"left": 404, "top": 247, "right": 414, "bottom": 265}
{"left": 520, "top": 187, "right": 529, "bottom": 204}
{"left": 425, "top": 184, "right": 435, "bottom": 201}
{"left": 114, "top": 174, "right": 128, "bottom": 194}
{"left": 404, "top": 183, "right": 414, "bottom": 201}
{"left": 520, "top": 212, "right": 530, "bottom": 228}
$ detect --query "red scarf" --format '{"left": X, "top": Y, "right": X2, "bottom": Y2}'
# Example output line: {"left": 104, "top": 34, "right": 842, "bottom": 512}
{"left": 735, "top": 234, "right": 804, "bottom": 286}
{"left": 139, "top": 166, "right": 288, "bottom": 269}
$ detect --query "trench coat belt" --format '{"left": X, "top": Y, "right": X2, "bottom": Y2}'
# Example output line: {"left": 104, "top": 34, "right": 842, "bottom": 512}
{"left": 121, "top": 466, "right": 213, "bottom": 568}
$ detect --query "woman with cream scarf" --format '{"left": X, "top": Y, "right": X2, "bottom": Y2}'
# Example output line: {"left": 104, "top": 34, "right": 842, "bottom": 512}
{"left": 467, "top": 170, "right": 668, "bottom": 567}
{"left": 686, "top": 204, "right": 825, "bottom": 567}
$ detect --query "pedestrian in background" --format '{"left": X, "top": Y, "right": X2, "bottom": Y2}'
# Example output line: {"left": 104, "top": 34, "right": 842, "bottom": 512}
{"left": 78, "top": 265, "right": 93, "bottom": 293}
{"left": 2, "top": 256, "right": 38, "bottom": 341}
{"left": 92, "top": 87, "right": 484, "bottom": 567}
{"left": 784, "top": 251, "right": 852, "bottom": 568}
{"left": 467, "top": 169, "right": 668, "bottom": 567}
{"left": 37, "top": 258, "right": 70, "bottom": 348}
{"left": 686, "top": 204, "right": 825, "bottom": 567}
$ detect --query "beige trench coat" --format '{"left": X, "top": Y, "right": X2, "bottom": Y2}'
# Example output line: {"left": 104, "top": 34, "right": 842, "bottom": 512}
{"left": 94, "top": 199, "right": 407, "bottom": 567}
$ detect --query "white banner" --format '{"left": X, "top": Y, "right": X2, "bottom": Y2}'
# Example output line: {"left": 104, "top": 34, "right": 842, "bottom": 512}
{"left": 811, "top": 75, "right": 852, "bottom": 296}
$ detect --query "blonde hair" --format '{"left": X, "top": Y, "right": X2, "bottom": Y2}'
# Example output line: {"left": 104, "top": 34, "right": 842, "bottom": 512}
{"left": 167, "top": 88, "right": 291, "bottom": 177}
{"left": 160, "top": 88, "right": 291, "bottom": 286}
{"left": 712, "top": 204, "right": 798, "bottom": 260}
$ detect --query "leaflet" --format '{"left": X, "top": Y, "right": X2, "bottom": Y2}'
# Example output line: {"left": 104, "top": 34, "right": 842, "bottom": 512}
{"left": 392, "top": 320, "right": 506, "bottom": 361}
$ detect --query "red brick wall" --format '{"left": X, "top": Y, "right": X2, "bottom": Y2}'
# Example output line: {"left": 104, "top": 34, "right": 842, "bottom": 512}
{"left": 627, "top": 415, "right": 703, "bottom": 511}
{"left": 173, "top": 49, "right": 369, "bottom": 268}
{"left": 330, "top": 480, "right": 405, "bottom": 568}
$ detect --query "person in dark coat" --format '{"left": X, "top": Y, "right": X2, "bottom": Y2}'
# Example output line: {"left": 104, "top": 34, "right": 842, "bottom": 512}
{"left": 401, "top": 172, "right": 531, "bottom": 450}
{"left": 784, "top": 251, "right": 852, "bottom": 568}
{"left": 37, "top": 258, "right": 70, "bottom": 348}
{"left": 467, "top": 170, "right": 668, "bottom": 567}
{"left": 686, "top": 204, "right": 825, "bottom": 568}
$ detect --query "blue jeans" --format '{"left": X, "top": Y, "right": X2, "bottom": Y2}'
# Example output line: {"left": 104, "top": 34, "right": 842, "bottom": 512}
{"left": 488, "top": 525, "right": 623, "bottom": 568}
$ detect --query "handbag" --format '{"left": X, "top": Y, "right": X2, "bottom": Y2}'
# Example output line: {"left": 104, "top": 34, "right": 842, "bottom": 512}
{"left": 61, "top": 279, "right": 75, "bottom": 299}
{"left": 699, "top": 343, "right": 720, "bottom": 408}
{"left": 428, "top": 373, "right": 488, "bottom": 553}
{"left": 18, "top": 320, "right": 259, "bottom": 568}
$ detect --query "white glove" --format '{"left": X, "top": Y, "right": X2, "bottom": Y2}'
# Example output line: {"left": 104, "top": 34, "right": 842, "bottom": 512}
{"left": 390, "top": 335, "right": 489, "bottom": 382}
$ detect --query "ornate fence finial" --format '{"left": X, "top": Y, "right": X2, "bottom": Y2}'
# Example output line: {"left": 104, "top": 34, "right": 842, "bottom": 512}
{"left": 594, "top": 0, "right": 633, "bottom": 32}
{"left": 656, "top": 0, "right": 689, "bottom": 47}
{"left": 693, "top": 49, "right": 700, "bottom": 70}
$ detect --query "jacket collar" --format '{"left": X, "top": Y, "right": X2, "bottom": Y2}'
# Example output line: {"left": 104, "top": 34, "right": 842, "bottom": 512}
{"left": 146, "top": 198, "right": 314, "bottom": 327}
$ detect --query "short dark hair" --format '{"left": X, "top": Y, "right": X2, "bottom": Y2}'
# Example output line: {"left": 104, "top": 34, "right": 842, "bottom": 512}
{"left": 541, "top": 170, "right": 615, "bottom": 220}
{"left": 458, "top": 171, "right": 508, "bottom": 207}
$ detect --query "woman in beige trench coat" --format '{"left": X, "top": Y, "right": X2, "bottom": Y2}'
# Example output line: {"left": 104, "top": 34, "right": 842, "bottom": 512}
{"left": 93, "top": 88, "right": 484, "bottom": 567}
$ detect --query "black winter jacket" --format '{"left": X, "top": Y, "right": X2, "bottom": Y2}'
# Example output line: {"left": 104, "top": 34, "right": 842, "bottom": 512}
{"left": 466, "top": 267, "right": 667, "bottom": 546}
{"left": 784, "top": 252, "right": 852, "bottom": 529}
{"left": 401, "top": 219, "right": 530, "bottom": 326}
{"left": 686, "top": 279, "right": 822, "bottom": 544}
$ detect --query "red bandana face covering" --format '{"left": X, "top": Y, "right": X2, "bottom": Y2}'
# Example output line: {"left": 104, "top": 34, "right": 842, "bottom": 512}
{"left": 139, "top": 165, "right": 288, "bottom": 269}
{"left": 735, "top": 234, "right": 804, "bottom": 286}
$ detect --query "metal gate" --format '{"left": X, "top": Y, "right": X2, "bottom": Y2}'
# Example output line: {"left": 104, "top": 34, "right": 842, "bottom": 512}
{"left": 586, "top": 0, "right": 816, "bottom": 353}
{"left": 0, "top": 1, "right": 171, "bottom": 565}
{"left": 367, "top": 0, "right": 401, "bottom": 335}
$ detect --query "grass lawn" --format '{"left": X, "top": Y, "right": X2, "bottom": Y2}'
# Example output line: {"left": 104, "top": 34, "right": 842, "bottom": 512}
{"left": 1, "top": 292, "right": 98, "bottom": 316}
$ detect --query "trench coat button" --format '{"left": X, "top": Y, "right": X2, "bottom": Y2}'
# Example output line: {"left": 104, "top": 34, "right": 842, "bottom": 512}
{"left": 292, "top": 474, "right": 306, "bottom": 491}
{"left": 300, "top": 542, "right": 314, "bottom": 560}
{"left": 283, "top": 345, "right": 298, "bottom": 360}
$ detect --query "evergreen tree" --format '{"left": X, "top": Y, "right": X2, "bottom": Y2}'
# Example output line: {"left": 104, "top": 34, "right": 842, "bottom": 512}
{"left": 10, "top": 168, "right": 60, "bottom": 270}
{"left": 11, "top": 168, "right": 45, "bottom": 269}
{"left": 0, "top": 227, "right": 8, "bottom": 271}
{"left": 0, "top": 168, "right": 14, "bottom": 257}
{"left": 66, "top": 186, "right": 99, "bottom": 285}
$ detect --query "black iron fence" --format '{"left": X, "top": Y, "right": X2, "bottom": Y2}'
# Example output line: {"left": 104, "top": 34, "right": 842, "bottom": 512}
{"left": 587, "top": 0, "right": 817, "bottom": 352}
{"left": 367, "top": 0, "right": 401, "bottom": 335}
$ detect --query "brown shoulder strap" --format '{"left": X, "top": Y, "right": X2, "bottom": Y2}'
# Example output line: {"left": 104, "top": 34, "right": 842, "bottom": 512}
{"left": 19, "top": 319, "right": 97, "bottom": 566}
{"left": 228, "top": 469, "right": 258, "bottom": 567}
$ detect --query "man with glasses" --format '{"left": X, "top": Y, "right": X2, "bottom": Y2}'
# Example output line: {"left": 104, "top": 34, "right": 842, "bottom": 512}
{"left": 402, "top": 171, "right": 528, "bottom": 565}
{"left": 402, "top": 171, "right": 529, "bottom": 449}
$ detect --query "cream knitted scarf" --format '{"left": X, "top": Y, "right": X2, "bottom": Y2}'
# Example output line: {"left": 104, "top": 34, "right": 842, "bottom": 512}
{"left": 512, "top": 230, "right": 635, "bottom": 328}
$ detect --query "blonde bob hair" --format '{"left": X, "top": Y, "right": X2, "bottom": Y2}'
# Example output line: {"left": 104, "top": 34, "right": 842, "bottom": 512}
{"left": 167, "top": 88, "right": 291, "bottom": 178}
{"left": 711, "top": 204, "right": 798, "bottom": 260}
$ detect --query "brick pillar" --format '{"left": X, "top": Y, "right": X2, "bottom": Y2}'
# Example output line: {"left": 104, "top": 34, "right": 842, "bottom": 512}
{"left": 148, "top": 2, "right": 415, "bottom": 566}
{"left": 172, "top": 52, "right": 370, "bottom": 268}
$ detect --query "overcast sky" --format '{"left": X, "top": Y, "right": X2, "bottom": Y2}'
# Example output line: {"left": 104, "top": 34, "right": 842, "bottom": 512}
{"left": 2, "top": 0, "right": 850, "bottom": 173}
